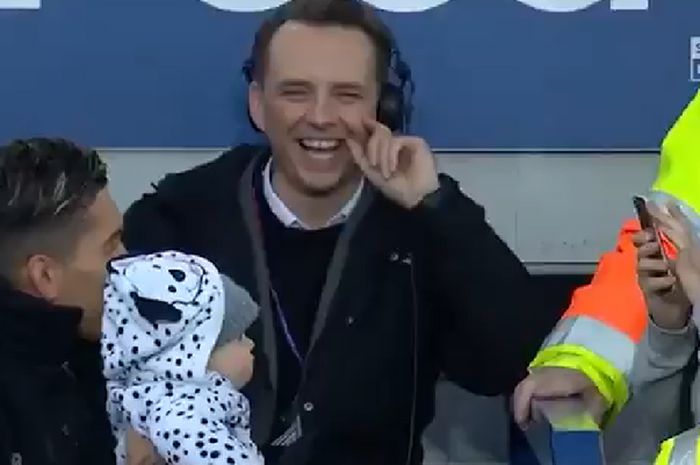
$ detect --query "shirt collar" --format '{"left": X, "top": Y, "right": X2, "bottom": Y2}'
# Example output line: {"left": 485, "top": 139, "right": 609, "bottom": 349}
{"left": 262, "top": 158, "right": 363, "bottom": 230}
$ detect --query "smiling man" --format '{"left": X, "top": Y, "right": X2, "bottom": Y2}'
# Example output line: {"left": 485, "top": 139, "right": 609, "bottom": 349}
{"left": 122, "top": 1, "right": 555, "bottom": 464}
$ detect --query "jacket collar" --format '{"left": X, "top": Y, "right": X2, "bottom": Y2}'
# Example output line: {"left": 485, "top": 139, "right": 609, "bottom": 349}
{"left": 0, "top": 278, "right": 83, "bottom": 366}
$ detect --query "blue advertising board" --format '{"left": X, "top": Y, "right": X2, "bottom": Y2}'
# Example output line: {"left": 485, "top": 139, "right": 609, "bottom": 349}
{"left": 0, "top": 0, "right": 698, "bottom": 150}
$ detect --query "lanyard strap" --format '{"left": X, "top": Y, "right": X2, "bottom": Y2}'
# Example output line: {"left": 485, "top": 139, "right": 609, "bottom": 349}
{"left": 251, "top": 172, "right": 305, "bottom": 368}
{"left": 270, "top": 286, "right": 304, "bottom": 366}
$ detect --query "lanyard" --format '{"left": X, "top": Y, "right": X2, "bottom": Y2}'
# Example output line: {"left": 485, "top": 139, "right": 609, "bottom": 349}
{"left": 251, "top": 177, "right": 305, "bottom": 367}
{"left": 269, "top": 286, "right": 304, "bottom": 366}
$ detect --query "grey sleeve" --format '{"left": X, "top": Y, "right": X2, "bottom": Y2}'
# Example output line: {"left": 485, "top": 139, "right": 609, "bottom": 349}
{"left": 629, "top": 313, "right": 698, "bottom": 394}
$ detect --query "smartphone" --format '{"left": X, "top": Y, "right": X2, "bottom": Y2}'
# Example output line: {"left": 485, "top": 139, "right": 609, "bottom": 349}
{"left": 633, "top": 195, "right": 671, "bottom": 275}
{"left": 633, "top": 195, "right": 655, "bottom": 231}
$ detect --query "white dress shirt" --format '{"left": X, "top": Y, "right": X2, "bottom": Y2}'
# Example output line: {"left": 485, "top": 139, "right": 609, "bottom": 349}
{"left": 262, "top": 159, "right": 364, "bottom": 230}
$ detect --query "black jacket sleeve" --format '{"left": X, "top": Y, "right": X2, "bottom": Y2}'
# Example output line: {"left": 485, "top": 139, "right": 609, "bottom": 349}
{"left": 414, "top": 174, "right": 557, "bottom": 396}
{"left": 122, "top": 179, "right": 184, "bottom": 254}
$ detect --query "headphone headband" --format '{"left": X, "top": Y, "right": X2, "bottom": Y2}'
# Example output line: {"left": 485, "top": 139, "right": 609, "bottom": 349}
{"left": 387, "top": 46, "right": 415, "bottom": 132}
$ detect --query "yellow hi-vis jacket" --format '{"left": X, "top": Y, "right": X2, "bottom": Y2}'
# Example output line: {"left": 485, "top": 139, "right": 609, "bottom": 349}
{"left": 654, "top": 426, "right": 700, "bottom": 465}
{"left": 529, "top": 87, "right": 700, "bottom": 423}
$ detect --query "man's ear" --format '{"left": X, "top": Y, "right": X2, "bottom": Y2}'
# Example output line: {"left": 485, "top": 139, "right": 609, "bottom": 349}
{"left": 248, "top": 82, "right": 266, "bottom": 132}
{"left": 24, "top": 254, "right": 63, "bottom": 301}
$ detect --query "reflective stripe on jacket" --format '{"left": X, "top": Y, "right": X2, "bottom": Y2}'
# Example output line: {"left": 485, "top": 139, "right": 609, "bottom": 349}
{"left": 531, "top": 218, "right": 677, "bottom": 421}
{"left": 654, "top": 426, "right": 700, "bottom": 465}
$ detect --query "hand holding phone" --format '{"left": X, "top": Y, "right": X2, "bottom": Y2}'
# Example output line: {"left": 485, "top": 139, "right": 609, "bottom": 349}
{"left": 633, "top": 196, "right": 690, "bottom": 329}
{"left": 645, "top": 202, "right": 700, "bottom": 307}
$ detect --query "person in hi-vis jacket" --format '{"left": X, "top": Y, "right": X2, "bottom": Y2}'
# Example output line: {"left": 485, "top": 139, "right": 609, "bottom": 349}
{"left": 629, "top": 192, "right": 700, "bottom": 464}
{"left": 514, "top": 89, "right": 700, "bottom": 440}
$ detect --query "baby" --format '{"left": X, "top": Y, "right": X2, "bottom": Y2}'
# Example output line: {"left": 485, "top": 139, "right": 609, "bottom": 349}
{"left": 101, "top": 250, "right": 264, "bottom": 465}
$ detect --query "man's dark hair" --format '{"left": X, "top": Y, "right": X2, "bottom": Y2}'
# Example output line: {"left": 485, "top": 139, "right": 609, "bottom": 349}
{"left": 250, "top": 0, "right": 394, "bottom": 85}
{"left": 0, "top": 138, "right": 108, "bottom": 277}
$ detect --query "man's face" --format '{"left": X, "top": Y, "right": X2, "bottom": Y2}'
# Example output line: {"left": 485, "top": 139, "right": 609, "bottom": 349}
{"left": 249, "top": 22, "right": 379, "bottom": 195}
{"left": 55, "top": 189, "right": 125, "bottom": 341}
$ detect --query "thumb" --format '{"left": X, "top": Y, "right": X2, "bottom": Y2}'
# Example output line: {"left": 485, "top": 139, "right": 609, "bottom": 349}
{"left": 512, "top": 378, "right": 536, "bottom": 428}
{"left": 584, "top": 393, "right": 608, "bottom": 425}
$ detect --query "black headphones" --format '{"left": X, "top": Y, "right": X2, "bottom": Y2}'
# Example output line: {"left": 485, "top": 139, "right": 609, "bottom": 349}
{"left": 241, "top": 34, "right": 415, "bottom": 134}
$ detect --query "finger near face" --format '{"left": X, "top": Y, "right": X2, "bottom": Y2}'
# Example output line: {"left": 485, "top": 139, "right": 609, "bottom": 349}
{"left": 344, "top": 136, "right": 366, "bottom": 167}
{"left": 378, "top": 138, "right": 393, "bottom": 178}
{"left": 367, "top": 129, "right": 382, "bottom": 167}
{"left": 340, "top": 115, "right": 369, "bottom": 143}
{"left": 362, "top": 115, "right": 387, "bottom": 134}
{"left": 388, "top": 139, "right": 401, "bottom": 173}
{"left": 368, "top": 122, "right": 392, "bottom": 163}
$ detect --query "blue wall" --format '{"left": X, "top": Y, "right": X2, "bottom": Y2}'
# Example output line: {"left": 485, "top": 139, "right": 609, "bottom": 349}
{"left": 0, "top": 1, "right": 698, "bottom": 150}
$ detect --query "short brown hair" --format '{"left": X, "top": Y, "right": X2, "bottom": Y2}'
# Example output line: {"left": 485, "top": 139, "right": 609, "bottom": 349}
{"left": 249, "top": 0, "right": 394, "bottom": 85}
{"left": 0, "top": 138, "right": 108, "bottom": 277}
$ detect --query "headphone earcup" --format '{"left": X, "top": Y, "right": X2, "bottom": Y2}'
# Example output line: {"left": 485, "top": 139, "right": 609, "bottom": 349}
{"left": 242, "top": 57, "right": 254, "bottom": 84}
{"left": 377, "top": 82, "right": 405, "bottom": 133}
{"left": 241, "top": 58, "right": 261, "bottom": 132}
{"left": 246, "top": 108, "right": 262, "bottom": 133}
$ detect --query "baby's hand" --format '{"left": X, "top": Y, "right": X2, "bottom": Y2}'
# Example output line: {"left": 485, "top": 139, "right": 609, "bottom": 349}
{"left": 126, "top": 428, "right": 164, "bottom": 465}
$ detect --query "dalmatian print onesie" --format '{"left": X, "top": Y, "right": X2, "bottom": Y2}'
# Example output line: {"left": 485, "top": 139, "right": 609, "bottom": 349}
{"left": 102, "top": 251, "right": 263, "bottom": 465}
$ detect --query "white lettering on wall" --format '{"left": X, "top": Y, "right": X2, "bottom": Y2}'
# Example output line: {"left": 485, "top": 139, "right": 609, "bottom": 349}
{"left": 691, "top": 37, "right": 700, "bottom": 82}
{"left": 197, "top": 0, "right": 285, "bottom": 12}
{"left": 197, "top": 0, "right": 648, "bottom": 13}
{"left": 0, "top": 0, "right": 40, "bottom": 8}
{"left": 362, "top": 0, "right": 451, "bottom": 12}
{"left": 610, "top": 0, "right": 649, "bottom": 11}
{"left": 514, "top": 0, "right": 647, "bottom": 12}
{"left": 199, "top": 0, "right": 452, "bottom": 12}
{"left": 0, "top": 0, "right": 650, "bottom": 13}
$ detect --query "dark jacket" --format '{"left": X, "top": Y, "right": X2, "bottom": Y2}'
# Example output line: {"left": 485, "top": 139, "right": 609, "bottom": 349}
{"left": 0, "top": 281, "right": 115, "bottom": 465}
{"left": 122, "top": 145, "right": 555, "bottom": 465}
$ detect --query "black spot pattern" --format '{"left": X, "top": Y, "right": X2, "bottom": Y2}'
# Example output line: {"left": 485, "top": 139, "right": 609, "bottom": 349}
{"left": 101, "top": 251, "right": 263, "bottom": 465}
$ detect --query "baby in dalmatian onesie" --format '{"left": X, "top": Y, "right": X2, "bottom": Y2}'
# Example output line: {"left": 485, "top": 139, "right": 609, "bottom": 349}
{"left": 101, "top": 250, "right": 264, "bottom": 465}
